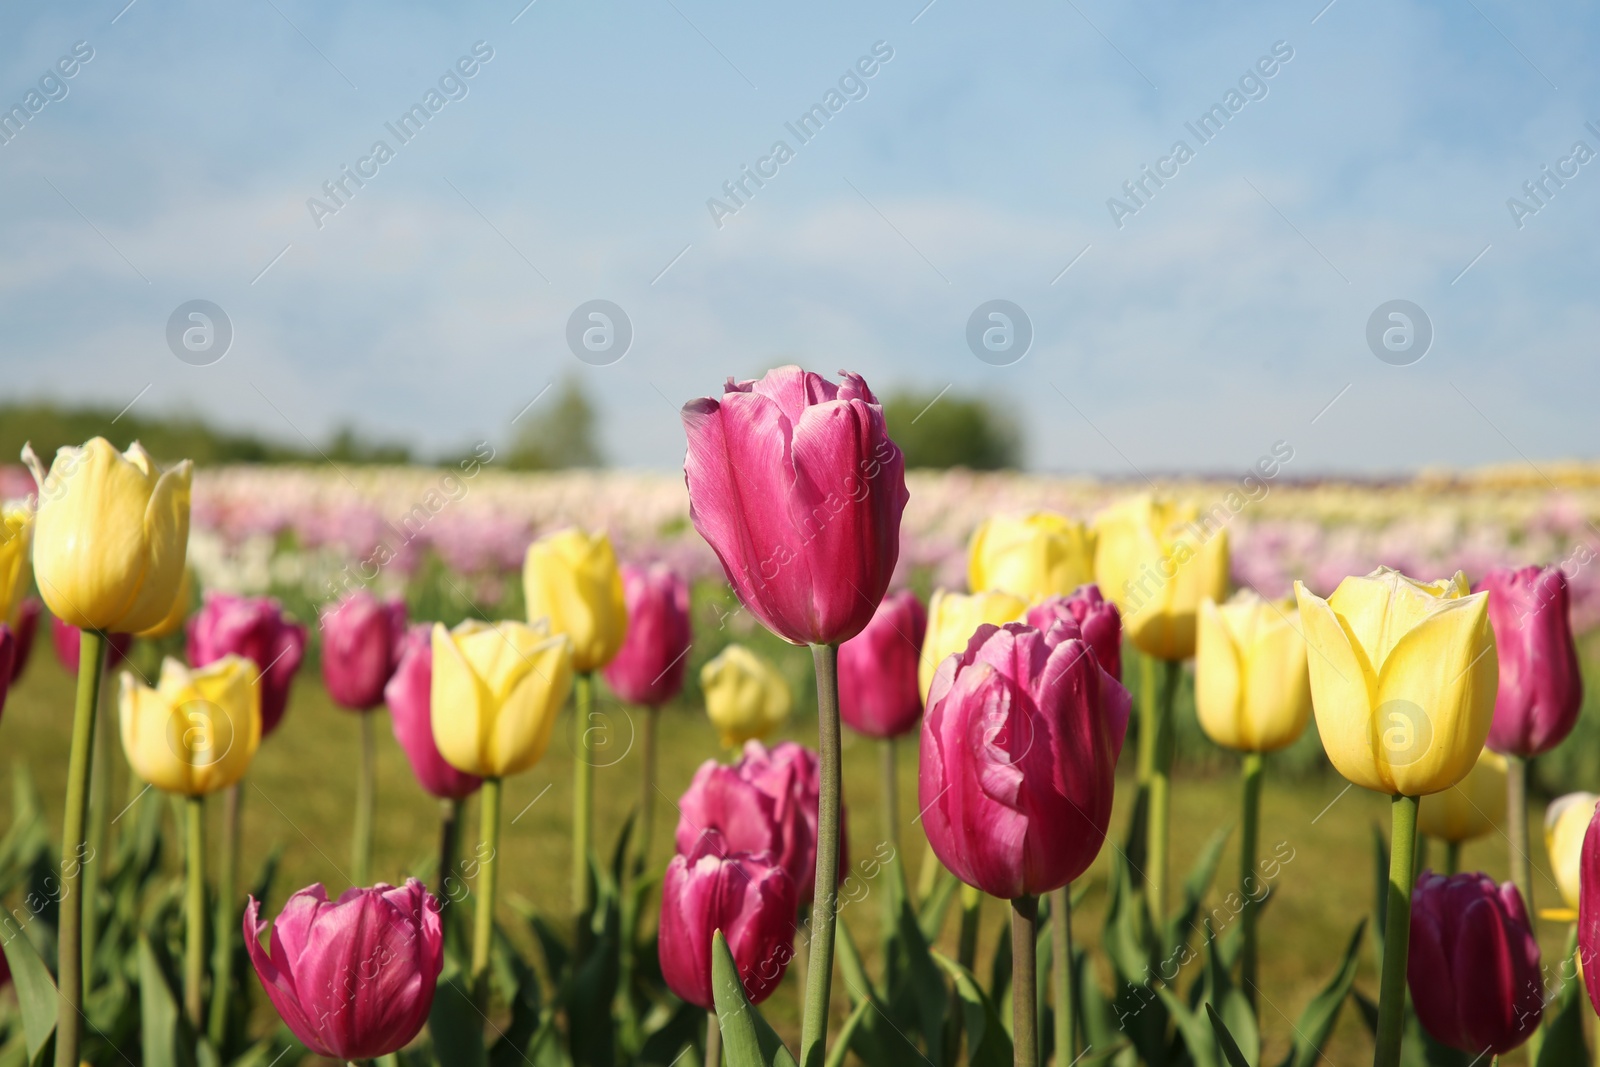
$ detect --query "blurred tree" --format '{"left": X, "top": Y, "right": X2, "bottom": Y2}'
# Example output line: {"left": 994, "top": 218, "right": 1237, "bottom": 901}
{"left": 881, "top": 389, "right": 1021, "bottom": 469}
{"left": 505, "top": 377, "right": 604, "bottom": 470}
{"left": 324, "top": 426, "right": 412, "bottom": 465}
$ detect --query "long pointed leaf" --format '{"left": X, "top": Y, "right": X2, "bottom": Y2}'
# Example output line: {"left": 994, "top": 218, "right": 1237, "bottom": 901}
{"left": 0, "top": 929, "right": 56, "bottom": 1061}
{"left": 1277, "top": 919, "right": 1365, "bottom": 1067}
{"left": 710, "top": 931, "right": 797, "bottom": 1067}
{"left": 1206, "top": 1003, "right": 1254, "bottom": 1067}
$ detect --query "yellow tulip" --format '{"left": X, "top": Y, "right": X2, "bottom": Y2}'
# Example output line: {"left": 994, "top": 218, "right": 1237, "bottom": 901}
{"left": 0, "top": 504, "right": 32, "bottom": 625}
{"left": 523, "top": 528, "right": 626, "bottom": 673}
{"left": 701, "top": 644, "right": 790, "bottom": 748}
{"left": 1544, "top": 791, "right": 1596, "bottom": 912}
{"left": 918, "top": 589, "right": 1027, "bottom": 701}
{"left": 1294, "top": 567, "right": 1497, "bottom": 796}
{"left": 137, "top": 567, "right": 194, "bottom": 639}
{"left": 1092, "top": 495, "right": 1229, "bottom": 661}
{"left": 431, "top": 619, "right": 574, "bottom": 778}
{"left": 967, "top": 512, "right": 1096, "bottom": 603}
{"left": 119, "top": 655, "right": 260, "bottom": 796}
{"left": 23, "top": 438, "right": 192, "bottom": 634}
{"left": 1194, "top": 592, "right": 1312, "bottom": 753}
{"left": 1416, "top": 748, "right": 1507, "bottom": 843}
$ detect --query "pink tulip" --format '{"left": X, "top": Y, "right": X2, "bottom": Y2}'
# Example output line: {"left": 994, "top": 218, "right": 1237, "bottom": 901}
{"left": 50, "top": 614, "right": 131, "bottom": 673}
{"left": 1582, "top": 807, "right": 1600, "bottom": 1015}
{"left": 319, "top": 591, "right": 406, "bottom": 711}
{"left": 603, "top": 564, "right": 693, "bottom": 706}
{"left": 659, "top": 829, "right": 797, "bottom": 1011}
{"left": 681, "top": 366, "right": 908, "bottom": 646}
{"left": 8, "top": 598, "right": 39, "bottom": 685}
{"left": 187, "top": 592, "right": 308, "bottom": 737}
{"left": 385, "top": 624, "right": 482, "bottom": 800}
{"left": 838, "top": 590, "right": 926, "bottom": 738}
{"left": 0, "top": 625, "right": 15, "bottom": 722}
{"left": 1410, "top": 871, "right": 1542, "bottom": 1055}
{"left": 1475, "top": 566, "right": 1584, "bottom": 758}
{"left": 1025, "top": 584, "right": 1123, "bottom": 682}
{"left": 244, "top": 879, "right": 443, "bottom": 1061}
{"left": 918, "top": 622, "right": 1129, "bottom": 899}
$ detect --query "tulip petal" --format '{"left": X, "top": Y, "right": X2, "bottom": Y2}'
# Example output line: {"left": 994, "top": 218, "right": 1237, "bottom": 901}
{"left": 1295, "top": 582, "right": 1385, "bottom": 792}
{"left": 120, "top": 460, "right": 193, "bottom": 634}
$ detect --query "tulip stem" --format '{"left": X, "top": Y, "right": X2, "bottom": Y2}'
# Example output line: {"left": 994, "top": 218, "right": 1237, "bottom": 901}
{"left": 208, "top": 782, "right": 240, "bottom": 1047}
{"left": 638, "top": 703, "right": 659, "bottom": 875}
{"left": 1239, "top": 752, "right": 1264, "bottom": 1013}
{"left": 438, "top": 795, "right": 462, "bottom": 900}
{"left": 1506, "top": 755, "right": 1533, "bottom": 918}
{"left": 957, "top": 883, "right": 982, "bottom": 972}
{"left": 881, "top": 738, "right": 899, "bottom": 855}
{"left": 353, "top": 712, "right": 375, "bottom": 887}
{"left": 82, "top": 660, "right": 112, "bottom": 989}
{"left": 705, "top": 1009, "right": 722, "bottom": 1067}
{"left": 1374, "top": 793, "right": 1419, "bottom": 1067}
{"left": 1444, "top": 840, "right": 1461, "bottom": 877}
{"left": 185, "top": 795, "right": 206, "bottom": 1028}
{"left": 799, "top": 644, "right": 842, "bottom": 1067}
{"left": 472, "top": 776, "right": 502, "bottom": 1011}
{"left": 54, "top": 628, "right": 106, "bottom": 1067}
{"left": 1012, "top": 894, "right": 1040, "bottom": 1067}
{"left": 1051, "top": 885, "right": 1075, "bottom": 1064}
{"left": 573, "top": 672, "right": 595, "bottom": 953}
{"left": 1146, "top": 657, "right": 1180, "bottom": 924}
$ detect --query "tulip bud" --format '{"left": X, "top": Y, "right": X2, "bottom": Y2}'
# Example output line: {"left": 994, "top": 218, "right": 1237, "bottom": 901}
{"left": 919, "top": 622, "right": 1129, "bottom": 899}
{"left": 1545, "top": 791, "right": 1596, "bottom": 913}
{"left": 386, "top": 624, "right": 482, "bottom": 800}
{"left": 968, "top": 511, "right": 1097, "bottom": 604}
{"left": 51, "top": 614, "right": 132, "bottom": 673}
{"left": 1295, "top": 568, "right": 1497, "bottom": 797}
{"left": 1409, "top": 871, "right": 1542, "bottom": 1056}
{"left": 120, "top": 655, "right": 261, "bottom": 797}
{"left": 1024, "top": 585, "right": 1122, "bottom": 682}
{"left": 136, "top": 566, "right": 194, "bottom": 639}
{"left": 430, "top": 619, "right": 574, "bottom": 778}
{"left": 1578, "top": 806, "right": 1600, "bottom": 1014}
{"left": 23, "top": 438, "right": 192, "bottom": 634}
{"left": 1092, "top": 495, "right": 1230, "bottom": 661}
{"left": 1475, "top": 566, "right": 1584, "bottom": 758}
{"left": 320, "top": 591, "right": 406, "bottom": 711}
{"left": 838, "top": 590, "right": 925, "bottom": 739}
{"left": 187, "top": 592, "right": 308, "bottom": 738}
{"left": 7, "top": 598, "right": 39, "bottom": 685}
{"left": 0, "top": 503, "right": 33, "bottom": 626}
{"left": 1194, "top": 591, "right": 1312, "bottom": 754}
{"left": 245, "top": 879, "right": 443, "bottom": 1061}
{"left": 700, "top": 644, "right": 790, "bottom": 748}
{"left": 682, "top": 366, "right": 908, "bottom": 647}
{"left": 523, "top": 527, "right": 628, "bottom": 673}
{"left": 1417, "top": 748, "right": 1507, "bottom": 844}
{"left": 603, "top": 563, "right": 692, "bottom": 705}
{"left": 658, "top": 830, "right": 797, "bottom": 1011}
{"left": 919, "top": 589, "right": 1027, "bottom": 702}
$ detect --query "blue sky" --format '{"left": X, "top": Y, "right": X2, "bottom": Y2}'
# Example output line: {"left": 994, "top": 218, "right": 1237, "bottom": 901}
{"left": 1, "top": 0, "right": 1596, "bottom": 474}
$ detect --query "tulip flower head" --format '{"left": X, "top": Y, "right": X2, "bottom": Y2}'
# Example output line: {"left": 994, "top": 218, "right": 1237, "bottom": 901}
{"left": 1024, "top": 584, "right": 1122, "bottom": 682}
{"left": 320, "top": 591, "right": 406, "bottom": 711}
{"left": 386, "top": 623, "right": 482, "bottom": 800}
{"left": 603, "top": 563, "right": 692, "bottom": 705}
{"left": 1194, "top": 591, "right": 1312, "bottom": 754}
{"left": 1416, "top": 748, "right": 1507, "bottom": 845}
{"left": 1294, "top": 568, "right": 1497, "bottom": 797}
{"left": 1476, "top": 565, "right": 1584, "bottom": 759}
{"left": 430, "top": 619, "right": 574, "bottom": 778}
{"left": 968, "top": 511, "right": 1097, "bottom": 605}
{"left": 681, "top": 366, "right": 908, "bottom": 647}
{"left": 50, "top": 614, "right": 132, "bottom": 673}
{"left": 1545, "top": 791, "right": 1596, "bottom": 914}
{"left": 0, "top": 503, "right": 33, "bottom": 626}
{"left": 523, "top": 527, "right": 628, "bottom": 673}
{"left": 919, "top": 621, "right": 1130, "bottom": 899}
{"left": 0, "top": 626, "right": 15, "bottom": 721}
{"left": 7, "top": 598, "right": 39, "bottom": 685}
{"left": 1092, "top": 495, "right": 1230, "bottom": 661}
{"left": 838, "top": 589, "right": 926, "bottom": 739}
{"left": 700, "top": 644, "right": 790, "bottom": 748}
{"left": 136, "top": 566, "right": 194, "bottom": 639}
{"left": 23, "top": 438, "right": 192, "bottom": 634}
{"left": 120, "top": 655, "right": 262, "bottom": 796}
{"left": 1579, "top": 805, "right": 1600, "bottom": 1013}
{"left": 187, "top": 592, "right": 308, "bottom": 737}
{"left": 1408, "top": 871, "right": 1542, "bottom": 1056}
{"left": 919, "top": 588, "right": 1027, "bottom": 702}
{"left": 245, "top": 879, "right": 443, "bottom": 1061}
{"left": 658, "top": 830, "right": 797, "bottom": 1011}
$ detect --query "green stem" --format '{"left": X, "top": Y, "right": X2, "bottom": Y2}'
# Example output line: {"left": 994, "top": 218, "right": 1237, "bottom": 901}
{"left": 706, "top": 1009, "right": 722, "bottom": 1067}
{"left": 471, "top": 777, "right": 502, "bottom": 1011}
{"left": 1136, "top": 653, "right": 1156, "bottom": 785}
{"left": 82, "top": 662, "right": 112, "bottom": 986}
{"left": 882, "top": 738, "right": 899, "bottom": 855}
{"left": 185, "top": 795, "right": 206, "bottom": 1029}
{"left": 957, "top": 883, "right": 982, "bottom": 972}
{"left": 208, "top": 782, "right": 240, "bottom": 1046}
{"left": 573, "top": 672, "right": 595, "bottom": 937}
{"left": 54, "top": 628, "right": 106, "bottom": 1067}
{"left": 353, "top": 711, "right": 375, "bottom": 887}
{"left": 1239, "top": 752, "right": 1264, "bottom": 1012}
{"left": 1050, "top": 885, "right": 1075, "bottom": 1064}
{"left": 1374, "top": 794, "right": 1419, "bottom": 1067}
{"left": 1506, "top": 755, "right": 1533, "bottom": 917}
{"left": 1147, "top": 658, "right": 1180, "bottom": 924}
{"left": 799, "top": 644, "right": 842, "bottom": 1067}
{"left": 1444, "top": 840, "right": 1461, "bottom": 877}
{"left": 638, "top": 703, "right": 659, "bottom": 875}
{"left": 437, "top": 796, "right": 462, "bottom": 901}
{"left": 916, "top": 838, "right": 941, "bottom": 904}
{"left": 1012, "top": 895, "right": 1039, "bottom": 1067}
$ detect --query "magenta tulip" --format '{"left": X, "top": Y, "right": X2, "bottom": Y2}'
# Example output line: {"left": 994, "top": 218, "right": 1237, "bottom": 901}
{"left": 1409, "top": 871, "right": 1542, "bottom": 1055}
{"left": 385, "top": 623, "right": 482, "bottom": 800}
{"left": 244, "top": 879, "right": 443, "bottom": 1061}
{"left": 1025, "top": 584, "right": 1123, "bottom": 682}
{"left": 50, "top": 614, "right": 131, "bottom": 673}
{"left": 603, "top": 563, "right": 692, "bottom": 706}
{"left": 8, "top": 598, "right": 39, "bottom": 684}
{"left": 659, "top": 829, "right": 797, "bottom": 1011}
{"left": 918, "top": 622, "right": 1129, "bottom": 899}
{"left": 681, "top": 366, "right": 908, "bottom": 647}
{"left": 1475, "top": 566, "right": 1584, "bottom": 758}
{"left": 187, "top": 592, "right": 308, "bottom": 737}
{"left": 319, "top": 591, "right": 406, "bottom": 711}
{"left": 0, "top": 625, "right": 15, "bottom": 721}
{"left": 838, "top": 589, "right": 925, "bottom": 738}
{"left": 1581, "top": 807, "right": 1600, "bottom": 1016}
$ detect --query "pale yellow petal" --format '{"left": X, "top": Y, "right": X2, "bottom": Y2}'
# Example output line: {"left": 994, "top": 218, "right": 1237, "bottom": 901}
{"left": 1296, "top": 581, "right": 1386, "bottom": 792}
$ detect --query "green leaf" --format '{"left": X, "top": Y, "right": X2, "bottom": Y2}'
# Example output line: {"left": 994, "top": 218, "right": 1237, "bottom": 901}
{"left": 916, "top": 864, "right": 959, "bottom": 943}
{"left": 1206, "top": 1003, "right": 1255, "bottom": 1067}
{"left": 138, "top": 934, "right": 199, "bottom": 1067}
{"left": 823, "top": 1000, "right": 872, "bottom": 1067}
{"left": 710, "top": 931, "right": 797, "bottom": 1067}
{"left": 893, "top": 897, "right": 947, "bottom": 1063}
{"left": 1276, "top": 919, "right": 1365, "bottom": 1067}
{"left": 1204, "top": 927, "right": 1258, "bottom": 1067}
{"left": 1163, "top": 823, "right": 1233, "bottom": 959}
{"left": 932, "top": 951, "right": 1013, "bottom": 1067}
{"left": 833, "top": 919, "right": 880, "bottom": 1006}
{"left": 1, "top": 926, "right": 56, "bottom": 1062}
{"left": 428, "top": 969, "right": 488, "bottom": 1067}
{"left": 1156, "top": 986, "right": 1218, "bottom": 1067}
{"left": 1536, "top": 971, "right": 1589, "bottom": 1067}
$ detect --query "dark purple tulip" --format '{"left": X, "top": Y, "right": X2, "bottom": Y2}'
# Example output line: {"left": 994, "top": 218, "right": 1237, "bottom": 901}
{"left": 8, "top": 598, "right": 39, "bottom": 685}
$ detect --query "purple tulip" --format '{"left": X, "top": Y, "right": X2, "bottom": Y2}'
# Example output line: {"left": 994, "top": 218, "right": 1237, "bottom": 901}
{"left": 603, "top": 564, "right": 692, "bottom": 706}
{"left": 244, "top": 879, "right": 443, "bottom": 1061}
{"left": 838, "top": 589, "right": 926, "bottom": 739}
{"left": 919, "top": 622, "right": 1129, "bottom": 899}
{"left": 319, "top": 591, "right": 406, "bottom": 711}
{"left": 1026, "top": 584, "right": 1123, "bottom": 682}
{"left": 385, "top": 624, "right": 482, "bottom": 800}
{"left": 1475, "top": 566, "right": 1584, "bottom": 758}
{"left": 682, "top": 366, "right": 908, "bottom": 646}
{"left": 187, "top": 592, "right": 308, "bottom": 737}
{"left": 8, "top": 598, "right": 39, "bottom": 685}
{"left": 1409, "top": 871, "right": 1542, "bottom": 1056}
{"left": 0, "top": 625, "right": 15, "bottom": 722}
{"left": 1581, "top": 806, "right": 1600, "bottom": 1015}
{"left": 659, "top": 829, "right": 797, "bottom": 1011}
{"left": 50, "top": 614, "right": 131, "bottom": 673}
